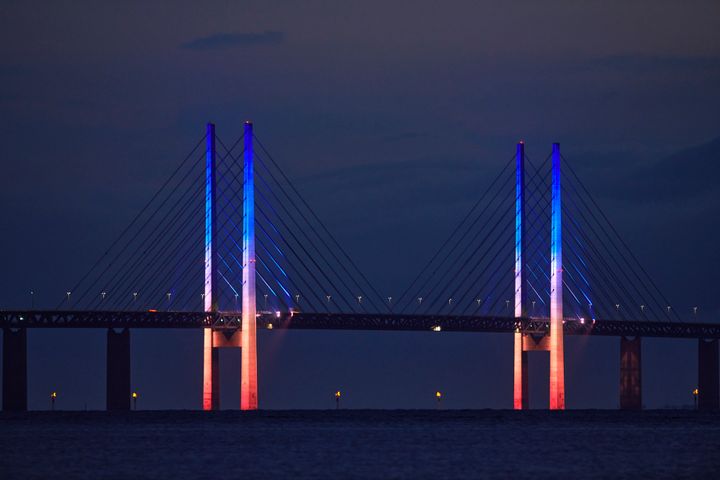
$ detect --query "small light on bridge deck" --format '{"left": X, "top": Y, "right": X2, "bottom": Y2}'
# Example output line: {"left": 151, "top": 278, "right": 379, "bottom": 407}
{"left": 432, "top": 325, "right": 441, "bottom": 332}
{"left": 275, "top": 311, "right": 281, "bottom": 318}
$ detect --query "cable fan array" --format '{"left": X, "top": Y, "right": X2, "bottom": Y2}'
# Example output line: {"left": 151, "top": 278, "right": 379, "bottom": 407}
{"left": 60, "top": 129, "right": 679, "bottom": 323}
{"left": 61, "top": 127, "right": 385, "bottom": 314}
{"left": 396, "top": 148, "right": 680, "bottom": 322}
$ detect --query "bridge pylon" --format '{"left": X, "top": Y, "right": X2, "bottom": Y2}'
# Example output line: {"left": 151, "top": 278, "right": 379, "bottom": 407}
{"left": 202, "top": 121, "right": 258, "bottom": 410}
{"left": 513, "top": 141, "right": 528, "bottom": 410}
{"left": 240, "top": 121, "right": 258, "bottom": 410}
{"left": 548, "top": 143, "right": 565, "bottom": 409}
{"left": 202, "top": 122, "right": 219, "bottom": 410}
{"left": 513, "top": 142, "right": 566, "bottom": 410}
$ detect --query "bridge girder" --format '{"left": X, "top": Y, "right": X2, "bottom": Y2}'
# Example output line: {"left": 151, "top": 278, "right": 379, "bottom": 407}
{"left": 2, "top": 311, "right": 720, "bottom": 339}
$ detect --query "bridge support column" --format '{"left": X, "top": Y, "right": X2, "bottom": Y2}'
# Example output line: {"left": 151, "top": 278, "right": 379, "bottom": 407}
{"left": 202, "top": 328, "right": 219, "bottom": 410}
{"left": 513, "top": 141, "right": 528, "bottom": 410}
{"left": 698, "top": 338, "right": 719, "bottom": 410}
{"left": 2, "top": 328, "right": 27, "bottom": 411}
{"left": 549, "top": 142, "right": 565, "bottom": 410}
{"left": 106, "top": 328, "right": 131, "bottom": 411}
{"left": 241, "top": 120, "right": 258, "bottom": 410}
{"left": 514, "top": 333, "right": 529, "bottom": 409}
{"left": 619, "top": 336, "right": 642, "bottom": 410}
{"left": 202, "top": 122, "right": 220, "bottom": 410}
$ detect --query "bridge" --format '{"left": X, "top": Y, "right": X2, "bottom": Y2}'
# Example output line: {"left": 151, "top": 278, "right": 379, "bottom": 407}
{"left": 2, "top": 123, "right": 718, "bottom": 411}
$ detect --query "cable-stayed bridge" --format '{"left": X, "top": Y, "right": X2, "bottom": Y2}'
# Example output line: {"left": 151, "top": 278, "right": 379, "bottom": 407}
{"left": 2, "top": 123, "right": 718, "bottom": 411}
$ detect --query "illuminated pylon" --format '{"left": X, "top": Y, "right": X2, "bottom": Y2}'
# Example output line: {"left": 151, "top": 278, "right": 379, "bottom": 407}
{"left": 513, "top": 141, "right": 528, "bottom": 410}
{"left": 202, "top": 122, "right": 258, "bottom": 411}
{"left": 203, "top": 122, "right": 219, "bottom": 411}
{"left": 240, "top": 121, "right": 258, "bottom": 410}
{"left": 512, "top": 142, "right": 565, "bottom": 410}
{"left": 549, "top": 143, "right": 565, "bottom": 410}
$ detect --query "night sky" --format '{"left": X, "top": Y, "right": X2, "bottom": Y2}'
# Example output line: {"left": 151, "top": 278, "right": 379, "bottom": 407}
{"left": 2, "top": 1, "right": 719, "bottom": 410}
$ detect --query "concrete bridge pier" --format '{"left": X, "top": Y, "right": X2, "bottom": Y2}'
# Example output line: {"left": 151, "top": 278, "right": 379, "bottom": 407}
{"left": 203, "top": 328, "right": 242, "bottom": 410}
{"left": 698, "top": 338, "right": 719, "bottom": 410}
{"left": 106, "top": 328, "right": 131, "bottom": 411}
{"left": 2, "top": 327, "right": 27, "bottom": 411}
{"left": 619, "top": 336, "right": 642, "bottom": 410}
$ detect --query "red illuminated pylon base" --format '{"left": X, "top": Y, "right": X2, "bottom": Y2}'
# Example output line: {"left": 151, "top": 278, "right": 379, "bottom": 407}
{"left": 513, "top": 331, "right": 564, "bottom": 410}
{"left": 203, "top": 327, "right": 254, "bottom": 410}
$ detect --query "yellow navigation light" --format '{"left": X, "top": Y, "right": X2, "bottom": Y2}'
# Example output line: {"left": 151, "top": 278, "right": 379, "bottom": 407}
{"left": 435, "top": 391, "right": 442, "bottom": 399}
{"left": 50, "top": 391, "right": 57, "bottom": 399}
{"left": 693, "top": 388, "right": 699, "bottom": 396}
{"left": 132, "top": 392, "right": 138, "bottom": 399}
{"left": 335, "top": 391, "right": 341, "bottom": 399}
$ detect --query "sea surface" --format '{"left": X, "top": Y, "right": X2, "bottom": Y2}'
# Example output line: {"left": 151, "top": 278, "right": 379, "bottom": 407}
{"left": 1, "top": 410, "right": 719, "bottom": 479}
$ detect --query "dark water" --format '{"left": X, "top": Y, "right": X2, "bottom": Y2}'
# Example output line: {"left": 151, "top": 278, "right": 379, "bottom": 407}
{"left": 1, "top": 410, "right": 719, "bottom": 479}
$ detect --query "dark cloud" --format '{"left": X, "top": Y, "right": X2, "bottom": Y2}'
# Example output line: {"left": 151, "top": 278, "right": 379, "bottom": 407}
{"left": 0, "top": 64, "right": 33, "bottom": 76}
{"left": 179, "top": 31, "right": 285, "bottom": 50}
{"left": 380, "top": 132, "right": 430, "bottom": 143}
{"left": 596, "top": 54, "right": 720, "bottom": 72}
{"left": 606, "top": 136, "right": 720, "bottom": 203}
{"left": 563, "top": 54, "right": 720, "bottom": 76}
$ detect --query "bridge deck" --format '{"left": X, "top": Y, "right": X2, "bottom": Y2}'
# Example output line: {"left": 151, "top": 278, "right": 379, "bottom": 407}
{"left": 1, "top": 311, "right": 719, "bottom": 339}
